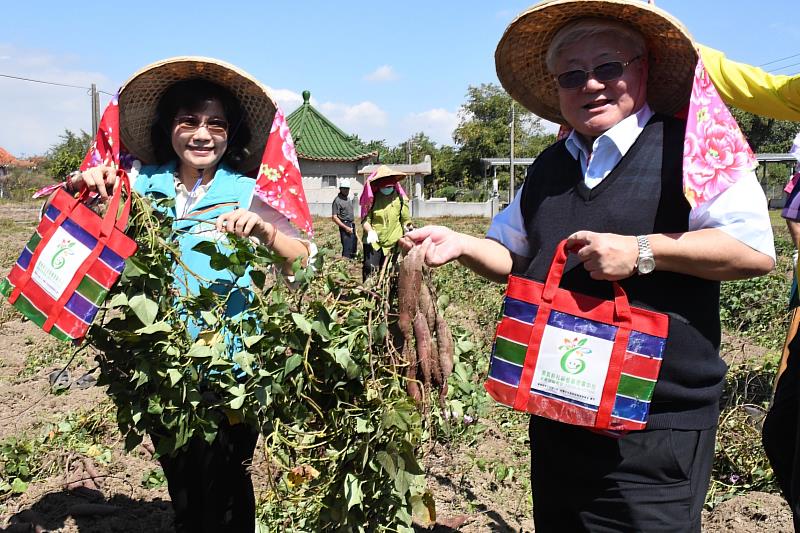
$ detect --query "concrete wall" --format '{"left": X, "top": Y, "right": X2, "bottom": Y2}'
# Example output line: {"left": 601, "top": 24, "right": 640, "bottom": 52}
{"left": 411, "top": 197, "right": 500, "bottom": 218}
{"left": 308, "top": 196, "right": 360, "bottom": 218}
{"left": 299, "top": 159, "right": 366, "bottom": 204}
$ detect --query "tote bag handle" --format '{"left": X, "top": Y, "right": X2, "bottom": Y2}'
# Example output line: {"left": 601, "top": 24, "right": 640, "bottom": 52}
{"left": 513, "top": 239, "right": 633, "bottom": 428}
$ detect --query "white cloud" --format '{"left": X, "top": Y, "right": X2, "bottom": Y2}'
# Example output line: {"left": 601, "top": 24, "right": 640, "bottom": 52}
{"left": 364, "top": 65, "right": 398, "bottom": 82}
{"left": 401, "top": 108, "right": 459, "bottom": 146}
{"left": 265, "top": 86, "right": 309, "bottom": 115}
{"left": 317, "top": 100, "right": 389, "bottom": 141}
{"left": 0, "top": 44, "right": 115, "bottom": 157}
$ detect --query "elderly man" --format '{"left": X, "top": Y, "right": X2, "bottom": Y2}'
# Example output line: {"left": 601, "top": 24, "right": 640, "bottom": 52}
{"left": 403, "top": 1, "right": 775, "bottom": 531}
{"left": 331, "top": 178, "right": 356, "bottom": 259}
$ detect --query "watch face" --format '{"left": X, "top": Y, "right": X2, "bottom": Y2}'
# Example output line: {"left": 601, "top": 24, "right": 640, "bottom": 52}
{"left": 638, "top": 257, "right": 656, "bottom": 274}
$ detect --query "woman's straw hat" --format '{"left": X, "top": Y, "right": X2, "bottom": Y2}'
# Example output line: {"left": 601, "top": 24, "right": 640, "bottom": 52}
{"left": 119, "top": 56, "right": 277, "bottom": 172}
{"left": 495, "top": 0, "right": 697, "bottom": 124}
{"left": 367, "top": 165, "right": 407, "bottom": 184}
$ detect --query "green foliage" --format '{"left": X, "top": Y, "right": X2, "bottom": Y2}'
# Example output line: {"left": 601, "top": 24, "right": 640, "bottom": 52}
{"left": 0, "top": 405, "right": 116, "bottom": 496}
{"left": 708, "top": 361, "right": 779, "bottom": 508}
{"left": 44, "top": 129, "right": 91, "bottom": 181}
{"left": 86, "top": 194, "right": 429, "bottom": 531}
{"left": 731, "top": 108, "right": 799, "bottom": 154}
{"left": 142, "top": 467, "right": 167, "bottom": 489}
{"left": 453, "top": 83, "right": 555, "bottom": 179}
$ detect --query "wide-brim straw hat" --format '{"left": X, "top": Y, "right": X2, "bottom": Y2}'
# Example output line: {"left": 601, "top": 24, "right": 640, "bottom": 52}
{"left": 367, "top": 164, "right": 407, "bottom": 184}
{"left": 119, "top": 56, "right": 277, "bottom": 173}
{"left": 495, "top": 0, "right": 697, "bottom": 124}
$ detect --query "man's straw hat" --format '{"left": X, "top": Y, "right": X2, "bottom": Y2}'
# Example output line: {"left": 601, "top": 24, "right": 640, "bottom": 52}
{"left": 495, "top": 0, "right": 697, "bottom": 124}
{"left": 119, "top": 56, "right": 277, "bottom": 172}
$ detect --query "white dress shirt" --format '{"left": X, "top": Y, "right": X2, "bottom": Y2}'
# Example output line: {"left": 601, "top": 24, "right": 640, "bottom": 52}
{"left": 487, "top": 104, "right": 776, "bottom": 261}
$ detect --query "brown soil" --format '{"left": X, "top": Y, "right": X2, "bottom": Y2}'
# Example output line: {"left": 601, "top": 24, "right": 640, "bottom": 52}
{"left": 0, "top": 207, "right": 794, "bottom": 531}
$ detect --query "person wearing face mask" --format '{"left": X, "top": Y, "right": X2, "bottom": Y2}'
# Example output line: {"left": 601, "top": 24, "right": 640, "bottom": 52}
{"left": 61, "top": 57, "right": 312, "bottom": 533}
{"left": 360, "top": 165, "right": 411, "bottom": 280}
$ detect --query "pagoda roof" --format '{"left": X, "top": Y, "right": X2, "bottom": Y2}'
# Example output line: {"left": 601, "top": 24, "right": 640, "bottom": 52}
{"left": 286, "top": 91, "right": 377, "bottom": 162}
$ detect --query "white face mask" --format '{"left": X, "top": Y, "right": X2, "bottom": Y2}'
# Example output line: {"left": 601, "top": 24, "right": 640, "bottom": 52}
{"left": 379, "top": 186, "right": 395, "bottom": 196}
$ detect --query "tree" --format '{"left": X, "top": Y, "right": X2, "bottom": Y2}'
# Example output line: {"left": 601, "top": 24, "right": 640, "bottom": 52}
{"left": 453, "top": 83, "right": 555, "bottom": 181}
{"left": 44, "top": 130, "right": 91, "bottom": 181}
{"left": 730, "top": 108, "right": 798, "bottom": 154}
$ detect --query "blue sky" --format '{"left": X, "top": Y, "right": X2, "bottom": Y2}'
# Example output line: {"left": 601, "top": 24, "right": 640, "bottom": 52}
{"left": 1, "top": 0, "right": 798, "bottom": 157}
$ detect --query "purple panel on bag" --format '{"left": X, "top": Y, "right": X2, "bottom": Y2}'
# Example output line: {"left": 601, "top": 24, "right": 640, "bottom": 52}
{"left": 61, "top": 218, "right": 98, "bottom": 250}
{"left": 547, "top": 310, "right": 618, "bottom": 341}
{"left": 98, "top": 247, "right": 125, "bottom": 273}
{"left": 488, "top": 356, "right": 522, "bottom": 387}
{"left": 503, "top": 297, "right": 538, "bottom": 324}
{"left": 626, "top": 331, "right": 666, "bottom": 359}
{"left": 64, "top": 290, "right": 97, "bottom": 324}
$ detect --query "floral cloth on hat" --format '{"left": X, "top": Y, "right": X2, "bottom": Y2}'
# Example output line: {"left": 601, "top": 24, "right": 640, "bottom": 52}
{"left": 358, "top": 169, "right": 408, "bottom": 219}
{"left": 252, "top": 108, "right": 313, "bottom": 236}
{"left": 682, "top": 57, "right": 758, "bottom": 208}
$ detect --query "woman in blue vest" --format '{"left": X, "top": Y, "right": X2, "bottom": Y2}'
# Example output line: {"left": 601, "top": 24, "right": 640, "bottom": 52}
{"left": 67, "top": 58, "right": 311, "bottom": 533}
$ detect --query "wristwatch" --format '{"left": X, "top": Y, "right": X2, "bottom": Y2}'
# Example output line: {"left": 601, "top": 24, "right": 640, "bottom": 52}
{"left": 635, "top": 235, "right": 656, "bottom": 275}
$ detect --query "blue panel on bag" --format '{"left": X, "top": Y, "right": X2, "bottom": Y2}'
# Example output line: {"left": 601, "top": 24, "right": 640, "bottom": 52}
{"left": 611, "top": 394, "right": 650, "bottom": 422}
{"left": 503, "top": 297, "right": 538, "bottom": 324}
{"left": 17, "top": 247, "right": 33, "bottom": 270}
{"left": 547, "top": 310, "right": 618, "bottom": 341}
{"left": 627, "top": 331, "right": 666, "bottom": 359}
{"left": 488, "top": 355, "right": 523, "bottom": 387}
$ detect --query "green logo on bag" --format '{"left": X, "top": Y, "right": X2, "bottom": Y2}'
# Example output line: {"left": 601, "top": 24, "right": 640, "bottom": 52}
{"left": 559, "top": 337, "right": 591, "bottom": 375}
{"left": 51, "top": 239, "right": 76, "bottom": 270}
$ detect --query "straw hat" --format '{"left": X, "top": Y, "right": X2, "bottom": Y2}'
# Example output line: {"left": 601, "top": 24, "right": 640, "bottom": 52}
{"left": 367, "top": 165, "right": 407, "bottom": 184}
{"left": 119, "top": 56, "right": 277, "bottom": 172}
{"left": 495, "top": 0, "right": 697, "bottom": 124}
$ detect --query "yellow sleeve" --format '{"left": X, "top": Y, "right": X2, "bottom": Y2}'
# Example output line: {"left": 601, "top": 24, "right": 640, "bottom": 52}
{"left": 699, "top": 44, "right": 800, "bottom": 121}
{"left": 399, "top": 197, "right": 411, "bottom": 226}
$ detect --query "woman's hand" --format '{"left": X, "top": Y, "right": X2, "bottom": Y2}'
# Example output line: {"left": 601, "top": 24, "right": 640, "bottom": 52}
{"left": 565, "top": 231, "right": 638, "bottom": 281}
{"left": 70, "top": 165, "right": 118, "bottom": 200}
{"left": 216, "top": 209, "right": 276, "bottom": 244}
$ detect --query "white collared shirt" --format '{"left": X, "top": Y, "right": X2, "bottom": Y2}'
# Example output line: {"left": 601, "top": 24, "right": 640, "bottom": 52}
{"left": 487, "top": 104, "right": 776, "bottom": 260}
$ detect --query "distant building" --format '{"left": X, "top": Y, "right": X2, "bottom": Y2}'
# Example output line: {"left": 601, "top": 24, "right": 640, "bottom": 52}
{"left": 286, "top": 91, "right": 377, "bottom": 210}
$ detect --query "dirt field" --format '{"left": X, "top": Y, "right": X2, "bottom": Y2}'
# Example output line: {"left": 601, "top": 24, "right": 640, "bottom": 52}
{"left": 0, "top": 202, "right": 793, "bottom": 532}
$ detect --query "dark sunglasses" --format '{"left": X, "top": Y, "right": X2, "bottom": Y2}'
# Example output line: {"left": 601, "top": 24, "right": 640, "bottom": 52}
{"left": 174, "top": 114, "right": 229, "bottom": 136}
{"left": 556, "top": 56, "right": 642, "bottom": 89}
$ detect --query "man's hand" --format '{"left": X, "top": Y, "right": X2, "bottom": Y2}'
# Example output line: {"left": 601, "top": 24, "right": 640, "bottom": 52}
{"left": 565, "top": 231, "right": 639, "bottom": 281}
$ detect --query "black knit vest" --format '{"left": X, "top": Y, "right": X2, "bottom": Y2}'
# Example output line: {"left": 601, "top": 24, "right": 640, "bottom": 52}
{"left": 516, "top": 114, "right": 725, "bottom": 429}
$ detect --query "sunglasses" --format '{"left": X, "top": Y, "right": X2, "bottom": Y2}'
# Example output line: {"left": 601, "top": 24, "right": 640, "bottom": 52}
{"left": 556, "top": 56, "right": 642, "bottom": 89}
{"left": 174, "top": 115, "right": 229, "bottom": 137}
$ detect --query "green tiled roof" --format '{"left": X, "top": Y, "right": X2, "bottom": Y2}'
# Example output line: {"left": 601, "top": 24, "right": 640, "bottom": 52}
{"left": 286, "top": 91, "right": 377, "bottom": 162}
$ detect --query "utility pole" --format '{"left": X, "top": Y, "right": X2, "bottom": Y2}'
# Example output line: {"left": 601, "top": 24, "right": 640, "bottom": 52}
{"left": 91, "top": 83, "right": 100, "bottom": 134}
{"left": 509, "top": 102, "right": 515, "bottom": 203}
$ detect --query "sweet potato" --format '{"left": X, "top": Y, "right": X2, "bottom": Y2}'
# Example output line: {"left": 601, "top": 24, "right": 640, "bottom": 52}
{"left": 414, "top": 311, "right": 433, "bottom": 388}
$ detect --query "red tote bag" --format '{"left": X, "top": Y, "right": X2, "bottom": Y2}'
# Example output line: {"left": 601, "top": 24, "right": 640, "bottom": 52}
{"left": 0, "top": 170, "right": 137, "bottom": 342}
{"left": 485, "top": 240, "right": 670, "bottom": 431}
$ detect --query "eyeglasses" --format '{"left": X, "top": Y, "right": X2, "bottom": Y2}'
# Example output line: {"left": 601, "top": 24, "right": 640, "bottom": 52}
{"left": 555, "top": 56, "right": 642, "bottom": 89}
{"left": 174, "top": 115, "right": 229, "bottom": 137}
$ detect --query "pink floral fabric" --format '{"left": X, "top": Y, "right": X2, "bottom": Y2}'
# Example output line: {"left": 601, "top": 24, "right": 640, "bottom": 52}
{"left": 253, "top": 108, "right": 313, "bottom": 236}
{"left": 682, "top": 58, "right": 757, "bottom": 208}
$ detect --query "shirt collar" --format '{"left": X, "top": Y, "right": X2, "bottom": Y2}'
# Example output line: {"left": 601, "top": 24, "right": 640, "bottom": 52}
{"left": 564, "top": 103, "right": 654, "bottom": 161}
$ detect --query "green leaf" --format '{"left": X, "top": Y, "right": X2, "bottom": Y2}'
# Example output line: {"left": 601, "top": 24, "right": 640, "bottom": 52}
{"left": 11, "top": 477, "right": 29, "bottom": 494}
{"left": 200, "top": 310, "right": 218, "bottom": 326}
{"left": 243, "top": 335, "right": 264, "bottom": 348}
{"left": 311, "top": 320, "right": 330, "bottom": 340}
{"left": 186, "top": 344, "right": 213, "bottom": 359}
{"left": 284, "top": 353, "right": 302, "bottom": 375}
{"left": 192, "top": 240, "right": 218, "bottom": 256}
{"left": 167, "top": 369, "right": 183, "bottom": 386}
{"left": 344, "top": 473, "right": 363, "bottom": 510}
{"left": 411, "top": 491, "right": 436, "bottom": 526}
{"left": 123, "top": 257, "right": 148, "bottom": 278}
{"left": 437, "top": 294, "right": 450, "bottom": 310}
{"left": 291, "top": 313, "right": 312, "bottom": 335}
{"left": 136, "top": 321, "right": 172, "bottom": 335}
{"left": 375, "top": 451, "right": 396, "bottom": 477}
{"left": 108, "top": 292, "right": 128, "bottom": 307}
{"left": 129, "top": 294, "right": 158, "bottom": 326}
{"left": 251, "top": 270, "right": 266, "bottom": 289}
{"left": 232, "top": 351, "right": 255, "bottom": 376}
